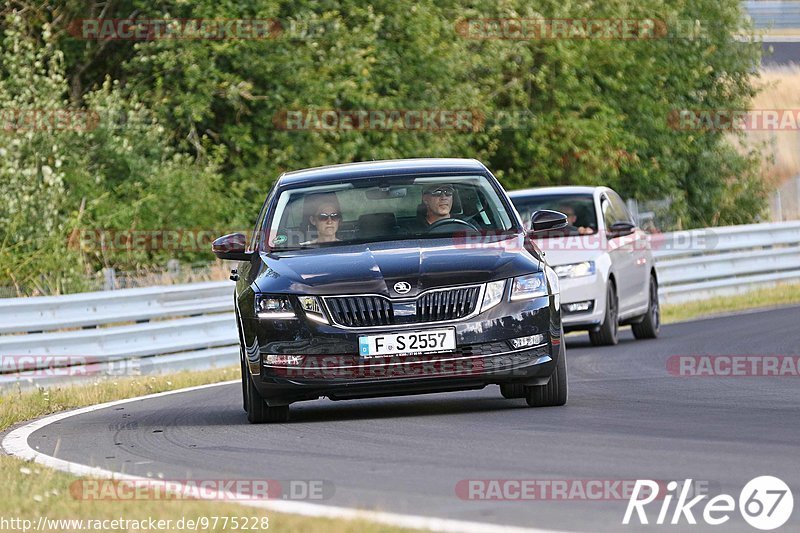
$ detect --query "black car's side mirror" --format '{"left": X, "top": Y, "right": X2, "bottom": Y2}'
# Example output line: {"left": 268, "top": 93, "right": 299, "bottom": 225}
{"left": 529, "top": 210, "right": 569, "bottom": 233}
{"left": 212, "top": 233, "right": 252, "bottom": 261}
{"left": 607, "top": 221, "right": 636, "bottom": 238}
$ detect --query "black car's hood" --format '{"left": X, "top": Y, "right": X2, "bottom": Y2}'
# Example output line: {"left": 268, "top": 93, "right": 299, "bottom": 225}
{"left": 254, "top": 236, "right": 540, "bottom": 297}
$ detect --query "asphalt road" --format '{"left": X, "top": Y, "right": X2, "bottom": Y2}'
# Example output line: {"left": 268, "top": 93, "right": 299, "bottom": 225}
{"left": 23, "top": 306, "right": 800, "bottom": 532}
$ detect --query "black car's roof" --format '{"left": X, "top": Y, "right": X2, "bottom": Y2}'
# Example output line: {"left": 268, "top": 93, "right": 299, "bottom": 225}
{"left": 277, "top": 158, "right": 488, "bottom": 187}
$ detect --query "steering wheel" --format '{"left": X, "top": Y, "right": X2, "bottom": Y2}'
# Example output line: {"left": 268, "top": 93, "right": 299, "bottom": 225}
{"left": 426, "top": 218, "right": 480, "bottom": 233}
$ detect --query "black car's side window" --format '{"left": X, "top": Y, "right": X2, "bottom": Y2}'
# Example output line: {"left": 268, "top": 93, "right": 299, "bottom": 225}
{"left": 250, "top": 186, "right": 275, "bottom": 252}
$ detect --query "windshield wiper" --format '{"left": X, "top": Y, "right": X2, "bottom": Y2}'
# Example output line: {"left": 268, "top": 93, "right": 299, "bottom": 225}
{"left": 267, "top": 245, "right": 313, "bottom": 252}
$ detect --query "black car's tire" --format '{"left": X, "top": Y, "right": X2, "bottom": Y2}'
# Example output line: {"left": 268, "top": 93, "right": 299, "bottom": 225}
{"left": 524, "top": 345, "right": 567, "bottom": 407}
{"left": 240, "top": 356, "right": 248, "bottom": 412}
{"left": 245, "top": 370, "right": 290, "bottom": 424}
{"left": 500, "top": 383, "right": 525, "bottom": 399}
{"left": 632, "top": 274, "right": 660, "bottom": 340}
{"left": 589, "top": 282, "right": 619, "bottom": 346}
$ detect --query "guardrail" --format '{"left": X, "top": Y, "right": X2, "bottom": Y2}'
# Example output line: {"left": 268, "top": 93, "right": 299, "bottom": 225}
{"left": 654, "top": 221, "right": 800, "bottom": 303}
{"left": 0, "top": 281, "right": 240, "bottom": 389}
{"left": 0, "top": 281, "right": 231, "bottom": 334}
{"left": 1, "top": 221, "right": 798, "bottom": 387}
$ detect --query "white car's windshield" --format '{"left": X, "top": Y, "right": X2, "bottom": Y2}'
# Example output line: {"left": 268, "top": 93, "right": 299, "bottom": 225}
{"left": 266, "top": 175, "right": 515, "bottom": 249}
{"left": 513, "top": 194, "right": 598, "bottom": 236}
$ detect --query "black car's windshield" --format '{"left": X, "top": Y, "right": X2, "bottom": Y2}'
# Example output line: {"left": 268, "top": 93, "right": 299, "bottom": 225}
{"left": 266, "top": 175, "right": 515, "bottom": 249}
{"left": 512, "top": 193, "right": 598, "bottom": 236}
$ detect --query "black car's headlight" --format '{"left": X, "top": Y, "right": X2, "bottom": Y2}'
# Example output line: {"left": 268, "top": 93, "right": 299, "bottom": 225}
{"left": 298, "top": 296, "right": 330, "bottom": 324}
{"left": 480, "top": 279, "right": 507, "bottom": 313}
{"left": 510, "top": 272, "right": 549, "bottom": 301}
{"left": 255, "top": 294, "right": 295, "bottom": 319}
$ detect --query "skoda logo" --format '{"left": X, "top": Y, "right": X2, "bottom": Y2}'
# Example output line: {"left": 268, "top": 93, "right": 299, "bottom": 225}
{"left": 393, "top": 281, "right": 412, "bottom": 295}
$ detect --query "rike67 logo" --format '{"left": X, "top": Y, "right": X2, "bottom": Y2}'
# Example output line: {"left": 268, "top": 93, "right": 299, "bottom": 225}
{"left": 624, "top": 476, "right": 794, "bottom": 530}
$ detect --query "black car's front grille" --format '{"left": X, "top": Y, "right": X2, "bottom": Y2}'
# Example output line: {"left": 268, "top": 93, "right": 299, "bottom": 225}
{"left": 325, "top": 295, "right": 394, "bottom": 327}
{"left": 415, "top": 286, "right": 481, "bottom": 323}
{"left": 325, "top": 285, "right": 482, "bottom": 327}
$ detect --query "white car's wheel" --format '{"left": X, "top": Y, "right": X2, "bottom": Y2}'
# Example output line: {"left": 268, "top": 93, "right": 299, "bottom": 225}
{"left": 632, "top": 274, "right": 660, "bottom": 339}
{"left": 589, "top": 282, "right": 619, "bottom": 346}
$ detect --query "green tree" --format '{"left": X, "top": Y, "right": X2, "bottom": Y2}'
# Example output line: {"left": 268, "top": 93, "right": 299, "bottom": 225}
{"left": 0, "top": 13, "right": 230, "bottom": 294}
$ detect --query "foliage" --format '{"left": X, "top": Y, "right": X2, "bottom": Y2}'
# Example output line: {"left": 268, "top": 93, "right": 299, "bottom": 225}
{"left": 0, "top": 15, "right": 80, "bottom": 294}
{"left": 0, "top": 13, "right": 230, "bottom": 294}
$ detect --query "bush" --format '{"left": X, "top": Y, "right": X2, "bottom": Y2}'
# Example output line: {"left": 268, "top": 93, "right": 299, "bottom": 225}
{"left": 0, "top": 15, "right": 231, "bottom": 295}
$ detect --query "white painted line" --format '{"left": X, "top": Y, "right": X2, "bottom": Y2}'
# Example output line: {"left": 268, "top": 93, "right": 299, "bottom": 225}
{"left": 3, "top": 380, "right": 566, "bottom": 533}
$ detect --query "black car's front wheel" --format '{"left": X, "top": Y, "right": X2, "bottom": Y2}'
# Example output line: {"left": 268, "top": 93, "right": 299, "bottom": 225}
{"left": 524, "top": 343, "right": 567, "bottom": 407}
{"left": 241, "top": 356, "right": 248, "bottom": 412}
{"left": 244, "top": 365, "right": 290, "bottom": 424}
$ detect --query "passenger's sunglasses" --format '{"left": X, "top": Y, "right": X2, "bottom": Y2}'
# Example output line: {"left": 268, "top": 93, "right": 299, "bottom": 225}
{"left": 314, "top": 212, "right": 341, "bottom": 221}
{"left": 425, "top": 187, "right": 455, "bottom": 197}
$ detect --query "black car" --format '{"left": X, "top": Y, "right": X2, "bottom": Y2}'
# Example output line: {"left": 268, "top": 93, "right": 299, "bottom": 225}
{"left": 213, "top": 158, "right": 569, "bottom": 423}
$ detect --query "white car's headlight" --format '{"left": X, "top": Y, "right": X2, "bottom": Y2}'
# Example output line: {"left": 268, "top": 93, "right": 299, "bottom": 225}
{"left": 480, "top": 279, "right": 507, "bottom": 312}
{"left": 510, "top": 272, "right": 549, "bottom": 301}
{"left": 255, "top": 295, "right": 296, "bottom": 319}
{"left": 298, "top": 296, "right": 329, "bottom": 324}
{"left": 553, "top": 261, "right": 596, "bottom": 279}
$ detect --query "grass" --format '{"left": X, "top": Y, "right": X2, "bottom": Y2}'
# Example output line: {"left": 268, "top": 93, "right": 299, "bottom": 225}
{"left": 0, "top": 367, "right": 412, "bottom": 533}
{"left": 661, "top": 282, "right": 800, "bottom": 324}
{"left": 0, "top": 367, "right": 240, "bottom": 431}
{"left": 0, "top": 457, "right": 408, "bottom": 532}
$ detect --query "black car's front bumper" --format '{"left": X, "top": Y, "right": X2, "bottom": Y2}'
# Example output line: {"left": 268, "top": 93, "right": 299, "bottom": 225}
{"left": 240, "top": 294, "right": 562, "bottom": 406}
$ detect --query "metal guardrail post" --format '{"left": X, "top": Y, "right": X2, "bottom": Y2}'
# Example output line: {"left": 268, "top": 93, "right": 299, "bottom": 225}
{"left": 102, "top": 267, "right": 116, "bottom": 291}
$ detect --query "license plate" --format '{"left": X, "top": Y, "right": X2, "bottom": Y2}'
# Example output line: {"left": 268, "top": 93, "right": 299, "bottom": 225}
{"left": 359, "top": 328, "right": 456, "bottom": 357}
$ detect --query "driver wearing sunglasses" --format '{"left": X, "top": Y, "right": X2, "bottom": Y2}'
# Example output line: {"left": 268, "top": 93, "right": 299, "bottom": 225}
{"left": 420, "top": 184, "right": 455, "bottom": 226}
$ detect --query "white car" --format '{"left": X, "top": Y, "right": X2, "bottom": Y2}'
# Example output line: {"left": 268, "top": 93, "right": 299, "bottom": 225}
{"left": 509, "top": 186, "right": 659, "bottom": 345}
